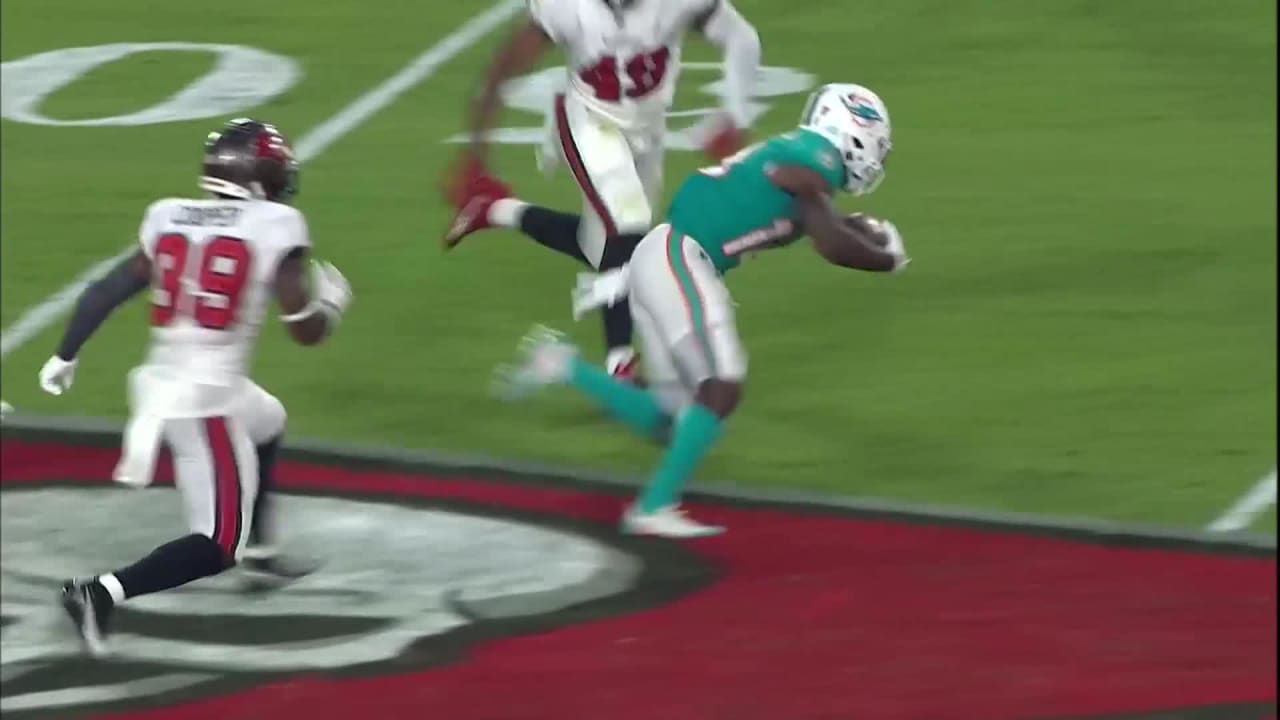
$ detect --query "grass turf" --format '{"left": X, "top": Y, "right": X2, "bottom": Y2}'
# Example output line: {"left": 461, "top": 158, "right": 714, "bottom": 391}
{"left": 1, "top": 0, "right": 1275, "bottom": 529}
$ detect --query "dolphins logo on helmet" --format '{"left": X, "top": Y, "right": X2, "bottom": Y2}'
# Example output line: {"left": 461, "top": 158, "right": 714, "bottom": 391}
{"left": 798, "top": 83, "right": 893, "bottom": 195}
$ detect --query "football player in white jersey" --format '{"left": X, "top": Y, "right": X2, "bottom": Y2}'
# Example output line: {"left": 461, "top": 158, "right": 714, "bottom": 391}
{"left": 39, "top": 118, "right": 354, "bottom": 656}
{"left": 443, "top": 0, "right": 761, "bottom": 382}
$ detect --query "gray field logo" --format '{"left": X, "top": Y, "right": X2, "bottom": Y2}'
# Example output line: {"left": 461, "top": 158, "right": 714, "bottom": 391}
{"left": 1, "top": 486, "right": 640, "bottom": 715}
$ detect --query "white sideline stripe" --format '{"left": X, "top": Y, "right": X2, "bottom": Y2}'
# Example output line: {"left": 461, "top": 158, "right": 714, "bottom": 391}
{"left": 0, "top": 0, "right": 522, "bottom": 361}
{"left": 0, "top": 250, "right": 134, "bottom": 358}
{"left": 1207, "top": 469, "right": 1278, "bottom": 533}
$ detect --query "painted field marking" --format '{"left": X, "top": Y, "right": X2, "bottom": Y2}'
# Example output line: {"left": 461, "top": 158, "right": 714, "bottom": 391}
{"left": 0, "top": 0, "right": 522, "bottom": 362}
{"left": 1207, "top": 468, "right": 1278, "bottom": 533}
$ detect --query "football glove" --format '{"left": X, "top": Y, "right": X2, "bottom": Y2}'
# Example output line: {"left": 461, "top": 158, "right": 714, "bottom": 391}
{"left": 39, "top": 355, "right": 77, "bottom": 396}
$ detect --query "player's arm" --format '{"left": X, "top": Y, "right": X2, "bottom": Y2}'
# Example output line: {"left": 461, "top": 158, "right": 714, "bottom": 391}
{"left": 767, "top": 165, "right": 903, "bottom": 272}
{"left": 694, "top": 0, "right": 761, "bottom": 155}
{"left": 39, "top": 251, "right": 151, "bottom": 395}
{"left": 466, "top": 19, "right": 552, "bottom": 165}
{"left": 57, "top": 251, "right": 151, "bottom": 360}
{"left": 273, "top": 248, "right": 353, "bottom": 347}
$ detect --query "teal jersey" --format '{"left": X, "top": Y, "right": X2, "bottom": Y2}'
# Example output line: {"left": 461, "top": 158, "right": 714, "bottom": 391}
{"left": 666, "top": 128, "right": 845, "bottom": 273}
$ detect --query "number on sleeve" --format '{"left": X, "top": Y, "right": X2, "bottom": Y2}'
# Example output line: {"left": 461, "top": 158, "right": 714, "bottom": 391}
{"left": 149, "top": 234, "right": 253, "bottom": 330}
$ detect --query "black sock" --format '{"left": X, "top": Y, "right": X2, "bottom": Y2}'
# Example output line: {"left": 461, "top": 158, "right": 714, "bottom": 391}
{"left": 599, "top": 233, "right": 643, "bottom": 353}
{"left": 248, "top": 436, "right": 282, "bottom": 548}
{"left": 112, "top": 534, "right": 230, "bottom": 601}
{"left": 519, "top": 206, "right": 589, "bottom": 265}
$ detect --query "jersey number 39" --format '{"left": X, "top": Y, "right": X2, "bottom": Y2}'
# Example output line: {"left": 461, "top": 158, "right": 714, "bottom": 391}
{"left": 151, "top": 233, "right": 251, "bottom": 330}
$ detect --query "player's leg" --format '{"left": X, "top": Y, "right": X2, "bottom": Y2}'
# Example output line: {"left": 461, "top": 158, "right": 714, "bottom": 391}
{"left": 623, "top": 230, "right": 747, "bottom": 536}
{"left": 234, "top": 383, "right": 313, "bottom": 589}
{"left": 60, "top": 416, "right": 258, "bottom": 655}
{"left": 450, "top": 188, "right": 595, "bottom": 266}
{"left": 556, "top": 94, "right": 651, "bottom": 374}
{"left": 494, "top": 227, "right": 674, "bottom": 440}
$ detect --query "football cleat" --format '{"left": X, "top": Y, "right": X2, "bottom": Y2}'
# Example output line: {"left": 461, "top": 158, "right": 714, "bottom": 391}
{"left": 492, "top": 325, "right": 578, "bottom": 401}
{"left": 443, "top": 174, "right": 512, "bottom": 251}
{"left": 621, "top": 504, "right": 724, "bottom": 538}
{"left": 60, "top": 579, "right": 114, "bottom": 657}
{"left": 609, "top": 354, "right": 645, "bottom": 387}
{"left": 239, "top": 549, "right": 319, "bottom": 593}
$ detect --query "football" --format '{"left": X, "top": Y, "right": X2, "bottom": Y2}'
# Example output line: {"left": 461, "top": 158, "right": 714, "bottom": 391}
{"left": 844, "top": 212, "right": 891, "bottom": 248}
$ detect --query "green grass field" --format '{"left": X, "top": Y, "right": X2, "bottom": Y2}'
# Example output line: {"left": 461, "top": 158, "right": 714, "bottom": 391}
{"left": 2, "top": 0, "right": 1275, "bottom": 532}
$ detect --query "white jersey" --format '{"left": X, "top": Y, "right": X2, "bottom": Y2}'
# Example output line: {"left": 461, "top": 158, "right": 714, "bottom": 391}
{"left": 136, "top": 197, "right": 309, "bottom": 383}
{"left": 529, "top": 0, "right": 720, "bottom": 130}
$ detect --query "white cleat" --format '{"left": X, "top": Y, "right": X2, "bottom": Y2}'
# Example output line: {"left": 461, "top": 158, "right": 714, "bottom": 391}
{"left": 621, "top": 504, "right": 725, "bottom": 538}
{"left": 491, "top": 325, "right": 578, "bottom": 401}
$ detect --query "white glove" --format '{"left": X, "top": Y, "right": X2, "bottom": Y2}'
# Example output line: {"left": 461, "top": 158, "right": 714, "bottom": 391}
{"left": 571, "top": 266, "right": 631, "bottom": 321}
{"left": 281, "top": 260, "right": 353, "bottom": 325}
{"left": 311, "top": 260, "right": 353, "bottom": 320}
{"left": 39, "top": 355, "right": 77, "bottom": 396}
{"left": 871, "top": 218, "right": 910, "bottom": 272}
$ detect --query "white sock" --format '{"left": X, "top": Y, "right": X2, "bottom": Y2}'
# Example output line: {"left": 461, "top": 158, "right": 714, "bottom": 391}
{"left": 606, "top": 347, "right": 636, "bottom": 374}
{"left": 487, "top": 198, "right": 528, "bottom": 228}
{"left": 97, "top": 573, "right": 126, "bottom": 603}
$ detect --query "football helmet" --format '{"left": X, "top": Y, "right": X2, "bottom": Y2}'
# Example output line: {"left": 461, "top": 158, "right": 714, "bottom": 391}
{"left": 798, "top": 83, "right": 892, "bottom": 195}
{"left": 199, "top": 118, "right": 299, "bottom": 203}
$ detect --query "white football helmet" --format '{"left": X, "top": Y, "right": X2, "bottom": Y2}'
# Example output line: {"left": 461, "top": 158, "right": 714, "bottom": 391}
{"left": 799, "top": 83, "right": 892, "bottom": 195}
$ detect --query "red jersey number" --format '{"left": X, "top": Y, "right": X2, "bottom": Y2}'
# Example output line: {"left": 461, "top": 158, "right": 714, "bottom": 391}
{"left": 578, "top": 48, "right": 670, "bottom": 102}
{"left": 150, "top": 234, "right": 252, "bottom": 331}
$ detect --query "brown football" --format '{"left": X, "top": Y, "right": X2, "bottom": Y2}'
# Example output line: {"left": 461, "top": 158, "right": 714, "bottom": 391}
{"left": 844, "top": 213, "right": 890, "bottom": 248}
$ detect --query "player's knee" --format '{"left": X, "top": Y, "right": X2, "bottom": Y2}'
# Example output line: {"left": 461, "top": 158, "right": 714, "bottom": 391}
{"left": 193, "top": 532, "right": 238, "bottom": 571}
{"left": 600, "top": 231, "right": 644, "bottom": 270}
{"left": 614, "top": 193, "right": 653, "bottom": 231}
{"left": 695, "top": 378, "right": 743, "bottom": 419}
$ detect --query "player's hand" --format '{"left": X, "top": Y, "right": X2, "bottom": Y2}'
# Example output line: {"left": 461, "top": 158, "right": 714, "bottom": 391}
{"left": 870, "top": 218, "right": 910, "bottom": 272}
{"left": 443, "top": 151, "right": 490, "bottom": 208}
{"left": 848, "top": 213, "right": 910, "bottom": 272}
{"left": 311, "top": 260, "right": 353, "bottom": 320}
{"left": 704, "top": 118, "right": 747, "bottom": 162}
{"left": 39, "top": 355, "right": 78, "bottom": 396}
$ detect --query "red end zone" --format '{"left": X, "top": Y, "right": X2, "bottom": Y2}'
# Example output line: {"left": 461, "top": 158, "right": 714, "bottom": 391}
{"left": 2, "top": 438, "right": 1275, "bottom": 720}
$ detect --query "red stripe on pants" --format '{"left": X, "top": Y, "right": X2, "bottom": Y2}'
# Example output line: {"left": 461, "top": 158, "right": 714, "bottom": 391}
{"left": 204, "top": 417, "right": 242, "bottom": 558}
{"left": 555, "top": 94, "right": 619, "bottom": 238}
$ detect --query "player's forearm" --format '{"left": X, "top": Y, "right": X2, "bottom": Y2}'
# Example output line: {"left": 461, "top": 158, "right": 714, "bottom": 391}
{"left": 469, "top": 74, "right": 507, "bottom": 158}
{"left": 469, "top": 22, "right": 548, "bottom": 157}
{"left": 804, "top": 211, "right": 897, "bottom": 272}
{"left": 284, "top": 313, "right": 332, "bottom": 347}
{"left": 56, "top": 258, "right": 148, "bottom": 360}
{"left": 704, "top": 5, "right": 761, "bottom": 128}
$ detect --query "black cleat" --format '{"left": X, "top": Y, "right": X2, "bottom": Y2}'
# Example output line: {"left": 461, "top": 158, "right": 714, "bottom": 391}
{"left": 239, "top": 551, "right": 318, "bottom": 593}
{"left": 59, "top": 579, "right": 113, "bottom": 657}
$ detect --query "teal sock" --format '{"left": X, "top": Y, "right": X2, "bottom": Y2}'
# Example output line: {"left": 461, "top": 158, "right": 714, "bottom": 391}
{"left": 567, "top": 357, "right": 668, "bottom": 441}
{"left": 638, "top": 404, "right": 723, "bottom": 513}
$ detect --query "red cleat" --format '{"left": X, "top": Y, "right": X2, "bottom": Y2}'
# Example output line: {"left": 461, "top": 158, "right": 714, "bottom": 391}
{"left": 610, "top": 355, "right": 646, "bottom": 387}
{"left": 443, "top": 173, "right": 512, "bottom": 251}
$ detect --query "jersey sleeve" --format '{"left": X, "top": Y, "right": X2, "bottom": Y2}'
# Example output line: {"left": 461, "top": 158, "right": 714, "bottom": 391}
{"left": 771, "top": 133, "right": 845, "bottom": 193}
{"left": 798, "top": 135, "right": 846, "bottom": 192}
{"left": 136, "top": 200, "right": 169, "bottom": 259}
{"left": 272, "top": 206, "right": 312, "bottom": 256}
{"left": 526, "top": 0, "right": 564, "bottom": 42}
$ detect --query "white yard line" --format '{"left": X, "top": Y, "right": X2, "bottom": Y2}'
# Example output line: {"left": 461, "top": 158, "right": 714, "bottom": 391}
{"left": 1207, "top": 469, "right": 1278, "bottom": 533}
{"left": 0, "top": 0, "right": 521, "bottom": 362}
